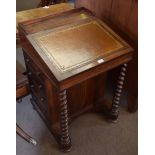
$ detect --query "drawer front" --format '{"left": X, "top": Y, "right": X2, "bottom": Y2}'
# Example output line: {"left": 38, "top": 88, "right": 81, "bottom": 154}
{"left": 24, "top": 52, "right": 48, "bottom": 116}
{"left": 31, "top": 90, "right": 48, "bottom": 115}
{"left": 24, "top": 54, "right": 44, "bottom": 84}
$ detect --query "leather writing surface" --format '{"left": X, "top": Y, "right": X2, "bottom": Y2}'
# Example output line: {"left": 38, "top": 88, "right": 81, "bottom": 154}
{"left": 28, "top": 21, "right": 123, "bottom": 72}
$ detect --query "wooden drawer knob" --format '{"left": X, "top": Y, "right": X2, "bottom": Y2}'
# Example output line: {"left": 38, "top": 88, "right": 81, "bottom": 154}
{"left": 40, "top": 97, "right": 45, "bottom": 102}
{"left": 38, "top": 85, "right": 43, "bottom": 89}
{"left": 28, "top": 72, "right": 32, "bottom": 76}
{"left": 26, "top": 58, "right": 30, "bottom": 62}
{"left": 30, "top": 84, "right": 34, "bottom": 88}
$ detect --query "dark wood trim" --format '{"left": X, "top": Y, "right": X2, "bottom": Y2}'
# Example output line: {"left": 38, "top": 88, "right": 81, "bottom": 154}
{"left": 59, "top": 90, "right": 72, "bottom": 152}
{"left": 108, "top": 63, "right": 128, "bottom": 122}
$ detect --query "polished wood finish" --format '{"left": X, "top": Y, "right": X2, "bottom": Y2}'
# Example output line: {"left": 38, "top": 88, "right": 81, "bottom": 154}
{"left": 75, "top": 0, "right": 138, "bottom": 112}
{"left": 16, "top": 3, "right": 73, "bottom": 45}
{"left": 24, "top": 53, "right": 49, "bottom": 117}
{"left": 16, "top": 3, "right": 73, "bottom": 34}
{"left": 59, "top": 90, "right": 71, "bottom": 152}
{"left": 16, "top": 3, "right": 73, "bottom": 27}
{"left": 109, "top": 63, "right": 128, "bottom": 122}
{"left": 19, "top": 8, "right": 133, "bottom": 152}
{"left": 22, "top": 47, "right": 107, "bottom": 135}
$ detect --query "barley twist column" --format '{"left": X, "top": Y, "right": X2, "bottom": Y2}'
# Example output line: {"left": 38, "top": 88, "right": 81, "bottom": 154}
{"left": 59, "top": 90, "right": 71, "bottom": 152}
{"left": 108, "top": 63, "right": 128, "bottom": 122}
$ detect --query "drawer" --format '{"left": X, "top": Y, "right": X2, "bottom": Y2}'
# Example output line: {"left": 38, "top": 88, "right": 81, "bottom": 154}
{"left": 29, "top": 78, "right": 45, "bottom": 97}
{"left": 24, "top": 53, "right": 45, "bottom": 83}
{"left": 32, "top": 91, "right": 48, "bottom": 116}
{"left": 27, "top": 67, "right": 44, "bottom": 87}
{"left": 29, "top": 79, "right": 48, "bottom": 114}
{"left": 24, "top": 52, "right": 48, "bottom": 116}
{"left": 30, "top": 78, "right": 47, "bottom": 112}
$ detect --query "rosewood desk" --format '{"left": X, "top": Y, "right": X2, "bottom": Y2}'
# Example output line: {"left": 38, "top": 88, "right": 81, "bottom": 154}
{"left": 19, "top": 8, "right": 133, "bottom": 152}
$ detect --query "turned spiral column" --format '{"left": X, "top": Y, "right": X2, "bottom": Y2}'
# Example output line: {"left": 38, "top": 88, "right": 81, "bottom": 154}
{"left": 109, "top": 63, "right": 128, "bottom": 122}
{"left": 59, "top": 90, "right": 71, "bottom": 152}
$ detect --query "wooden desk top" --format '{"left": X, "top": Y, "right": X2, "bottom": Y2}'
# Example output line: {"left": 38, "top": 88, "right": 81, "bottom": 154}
{"left": 16, "top": 3, "right": 73, "bottom": 33}
{"left": 19, "top": 8, "right": 133, "bottom": 89}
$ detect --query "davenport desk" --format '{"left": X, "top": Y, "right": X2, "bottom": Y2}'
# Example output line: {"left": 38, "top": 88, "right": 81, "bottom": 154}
{"left": 18, "top": 8, "right": 133, "bottom": 152}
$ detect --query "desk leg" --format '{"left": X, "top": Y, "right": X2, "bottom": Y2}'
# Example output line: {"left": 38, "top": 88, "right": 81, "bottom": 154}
{"left": 59, "top": 90, "right": 72, "bottom": 152}
{"left": 108, "top": 63, "right": 127, "bottom": 122}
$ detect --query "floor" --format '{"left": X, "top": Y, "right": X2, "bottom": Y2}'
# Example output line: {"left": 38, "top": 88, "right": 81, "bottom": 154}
{"left": 16, "top": 95, "right": 138, "bottom": 155}
{"left": 16, "top": 1, "right": 137, "bottom": 155}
